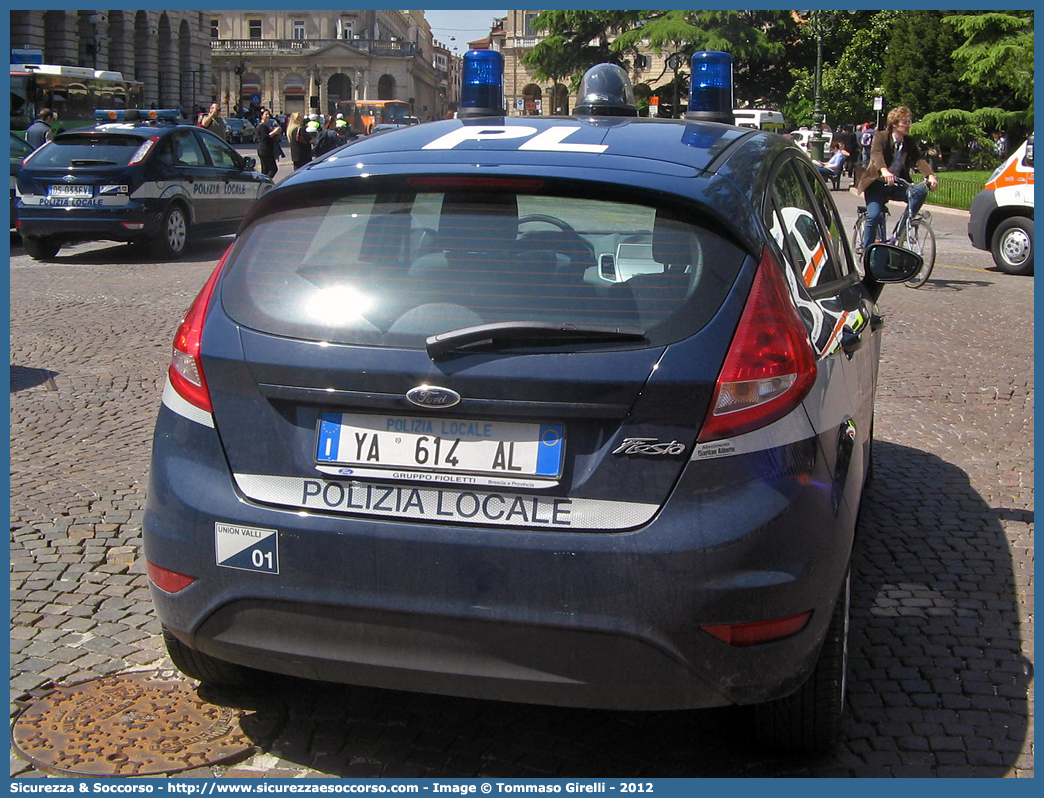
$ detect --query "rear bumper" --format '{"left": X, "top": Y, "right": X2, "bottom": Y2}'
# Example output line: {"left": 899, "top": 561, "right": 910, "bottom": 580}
{"left": 144, "top": 399, "right": 854, "bottom": 711}
{"left": 15, "top": 200, "right": 161, "bottom": 242}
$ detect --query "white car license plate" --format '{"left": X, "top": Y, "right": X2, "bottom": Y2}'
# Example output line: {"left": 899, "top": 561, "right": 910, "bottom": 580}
{"left": 48, "top": 184, "right": 93, "bottom": 198}
{"left": 316, "top": 412, "right": 564, "bottom": 479}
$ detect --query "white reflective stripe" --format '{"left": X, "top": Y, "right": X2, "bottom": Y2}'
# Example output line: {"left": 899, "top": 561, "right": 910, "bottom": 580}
{"left": 232, "top": 473, "right": 658, "bottom": 531}
{"left": 19, "top": 195, "right": 129, "bottom": 207}
{"left": 161, "top": 376, "right": 214, "bottom": 428}
{"left": 131, "top": 182, "right": 188, "bottom": 200}
{"left": 691, "top": 405, "right": 816, "bottom": 461}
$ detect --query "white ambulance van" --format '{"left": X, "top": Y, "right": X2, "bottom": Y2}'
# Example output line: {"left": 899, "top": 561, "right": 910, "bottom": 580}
{"left": 968, "top": 134, "right": 1034, "bottom": 274}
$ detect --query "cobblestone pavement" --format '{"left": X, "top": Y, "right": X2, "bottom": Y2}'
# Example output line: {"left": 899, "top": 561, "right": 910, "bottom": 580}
{"left": 9, "top": 194, "right": 1033, "bottom": 778}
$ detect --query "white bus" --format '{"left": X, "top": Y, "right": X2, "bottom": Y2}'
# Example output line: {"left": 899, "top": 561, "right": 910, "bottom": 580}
{"left": 733, "top": 108, "right": 785, "bottom": 132}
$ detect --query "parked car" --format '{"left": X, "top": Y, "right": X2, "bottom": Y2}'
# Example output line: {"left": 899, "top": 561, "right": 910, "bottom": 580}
{"left": 10, "top": 131, "right": 33, "bottom": 227}
{"left": 143, "top": 63, "right": 921, "bottom": 753}
{"left": 16, "top": 109, "right": 273, "bottom": 260}
{"left": 968, "top": 133, "right": 1034, "bottom": 275}
{"left": 224, "top": 117, "right": 255, "bottom": 144}
{"left": 790, "top": 126, "right": 833, "bottom": 155}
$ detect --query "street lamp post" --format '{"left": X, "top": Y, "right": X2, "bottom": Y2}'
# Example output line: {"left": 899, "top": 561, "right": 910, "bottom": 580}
{"left": 233, "top": 61, "right": 247, "bottom": 118}
{"left": 808, "top": 12, "right": 827, "bottom": 162}
{"left": 802, "top": 10, "right": 854, "bottom": 162}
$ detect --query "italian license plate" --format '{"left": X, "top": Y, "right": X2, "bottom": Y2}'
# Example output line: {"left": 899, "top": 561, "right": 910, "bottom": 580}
{"left": 48, "top": 184, "right": 93, "bottom": 198}
{"left": 316, "top": 412, "right": 564, "bottom": 479}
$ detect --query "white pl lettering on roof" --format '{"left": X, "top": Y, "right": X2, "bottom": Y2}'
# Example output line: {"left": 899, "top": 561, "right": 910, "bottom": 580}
{"left": 423, "top": 125, "right": 607, "bottom": 154}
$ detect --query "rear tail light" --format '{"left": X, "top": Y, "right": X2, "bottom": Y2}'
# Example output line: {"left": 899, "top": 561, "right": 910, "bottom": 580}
{"left": 129, "top": 136, "right": 159, "bottom": 165}
{"left": 146, "top": 560, "right": 196, "bottom": 594}
{"left": 168, "top": 247, "right": 231, "bottom": 413}
{"left": 701, "top": 611, "right": 812, "bottom": 647}
{"left": 698, "top": 247, "right": 816, "bottom": 442}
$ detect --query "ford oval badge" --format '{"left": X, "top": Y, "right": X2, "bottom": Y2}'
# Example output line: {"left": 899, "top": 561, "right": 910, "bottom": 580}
{"left": 406, "top": 385, "right": 461, "bottom": 409}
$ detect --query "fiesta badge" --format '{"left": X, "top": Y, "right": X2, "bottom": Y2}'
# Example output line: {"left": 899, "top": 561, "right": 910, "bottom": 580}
{"left": 406, "top": 385, "right": 461, "bottom": 409}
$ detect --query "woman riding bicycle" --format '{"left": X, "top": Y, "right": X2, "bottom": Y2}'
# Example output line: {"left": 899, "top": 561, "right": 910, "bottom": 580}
{"left": 857, "top": 105, "right": 939, "bottom": 252}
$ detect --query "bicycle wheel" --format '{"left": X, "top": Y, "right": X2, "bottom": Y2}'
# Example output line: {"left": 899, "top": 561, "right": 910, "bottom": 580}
{"left": 851, "top": 212, "right": 867, "bottom": 274}
{"left": 902, "top": 217, "right": 937, "bottom": 288}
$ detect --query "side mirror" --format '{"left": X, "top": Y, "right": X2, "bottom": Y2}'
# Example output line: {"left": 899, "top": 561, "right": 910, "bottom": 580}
{"left": 863, "top": 243, "right": 923, "bottom": 283}
{"left": 242, "top": 156, "right": 257, "bottom": 171}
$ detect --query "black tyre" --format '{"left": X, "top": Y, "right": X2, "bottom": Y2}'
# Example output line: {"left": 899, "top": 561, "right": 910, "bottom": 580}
{"left": 23, "top": 235, "right": 60, "bottom": 261}
{"left": 162, "top": 626, "right": 255, "bottom": 687}
{"left": 152, "top": 202, "right": 190, "bottom": 259}
{"left": 991, "top": 216, "right": 1034, "bottom": 275}
{"left": 903, "top": 218, "right": 936, "bottom": 288}
{"left": 754, "top": 568, "right": 850, "bottom": 752}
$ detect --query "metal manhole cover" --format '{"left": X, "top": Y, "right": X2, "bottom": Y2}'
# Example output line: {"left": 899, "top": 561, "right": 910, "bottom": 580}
{"left": 11, "top": 670, "right": 284, "bottom": 777}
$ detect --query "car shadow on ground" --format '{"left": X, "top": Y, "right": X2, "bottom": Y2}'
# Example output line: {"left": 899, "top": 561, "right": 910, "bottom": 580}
{"left": 200, "top": 440, "right": 1027, "bottom": 777}
{"left": 9, "top": 365, "right": 59, "bottom": 393}
{"left": 9, "top": 235, "right": 233, "bottom": 265}
{"left": 849, "top": 439, "right": 1030, "bottom": 775}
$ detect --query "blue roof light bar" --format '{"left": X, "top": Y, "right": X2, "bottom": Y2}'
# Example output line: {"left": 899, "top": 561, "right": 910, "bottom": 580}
{"left": 685, "top": 52, "right": 734, "bottom": 125}
{"left": 458, "top": 50, "right": 504, "bottom": 118}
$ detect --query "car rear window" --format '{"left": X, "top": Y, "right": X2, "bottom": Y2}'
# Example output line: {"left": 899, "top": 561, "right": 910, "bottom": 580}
{"left": 220, "top": 178, "right": 746, "bottom": 349}
{"left": 28, "top": 135, "right": 143, "bottom": 168}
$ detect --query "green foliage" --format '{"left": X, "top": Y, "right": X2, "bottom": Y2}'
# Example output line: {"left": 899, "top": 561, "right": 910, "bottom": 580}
{"left": 943, "top": 12, "right": 1034, "bottom": 109}
{"left": 523, "top": 10, "right": 793, "bottom": 115}
{"left": 788, "top": 11, "right": 895, "bottom": 127}
{"left": 882, "top": 11, "right": 980, "bottom": 117}
{"left": 520, "top": 10, "right": 1033, "bottom": 133}
{"left": 917, "top": 107, "right": 1025, "bottom": 152}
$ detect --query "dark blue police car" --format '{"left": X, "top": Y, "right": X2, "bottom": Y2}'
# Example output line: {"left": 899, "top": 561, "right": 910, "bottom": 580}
{"left": 143, "top": 54, "right": 921, "bottom": 752}
{"left": 16, "top": 109, "right": 272, "bottom": 260}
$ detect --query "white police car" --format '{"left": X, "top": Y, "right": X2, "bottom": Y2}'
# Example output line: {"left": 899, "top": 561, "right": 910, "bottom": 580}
{"left": 143, "top": 53, "right": 921, "bottom": 752}
{"left": 16, "top": 109, "right": 272, "bottom": 260}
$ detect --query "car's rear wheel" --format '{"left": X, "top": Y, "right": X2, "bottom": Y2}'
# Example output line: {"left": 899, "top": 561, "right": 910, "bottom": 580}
{"left": 23, "top": 235, "right": 60, "bottom": 261}
{"left": 991, "top": 217, "right": 1034, "bottom": 275}
{"left": 754, "top": 568, "right": 850, "bottom": 752}
{"left": 162, "top": 626, "right": 256, "bottom": 687}
{"left": 152, "top": 202, "right": 190, "bottom": 259}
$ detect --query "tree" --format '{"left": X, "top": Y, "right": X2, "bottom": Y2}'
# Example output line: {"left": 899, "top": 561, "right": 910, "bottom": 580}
{"left": 944, "top": 11, "right": 1033, "bottom": 112}
{"left": 522, "top": 10, "right": 791, "bottom": 117}
{"left": 786, "top": 11, "right": 886, "bottom": 129}
{"left": 917, "top": 12, "right": 1033, "bottom": 157}
{"left": 882, "top": 11, "right": 984, "bottom": 117}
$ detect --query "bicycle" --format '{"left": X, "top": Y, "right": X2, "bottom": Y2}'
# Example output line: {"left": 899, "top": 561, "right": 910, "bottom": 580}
{"left": 851, "top": 177, "right": 937, "bottom": 288}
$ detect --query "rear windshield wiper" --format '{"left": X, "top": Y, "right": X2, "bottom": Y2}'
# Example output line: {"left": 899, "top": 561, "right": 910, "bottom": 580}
{"left": 426, "top": 321, "right": 647, "bottom": 358}
{"left": 69, "top": 159, "right": 119, "bottom": 166}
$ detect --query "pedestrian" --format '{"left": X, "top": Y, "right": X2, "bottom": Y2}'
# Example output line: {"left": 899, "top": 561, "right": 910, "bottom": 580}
{"left": 859, "top": 122, "right": 875, "bottom": 166}
{"left": 812, "top": 140, "right": 848, "bottom": 184}
{"left": 25, "top": 108, "right": 55, "bottom": 150}
{"left": 286, "top": 111, "right": 312, "bottom": 170}
{"left": 198, "top": 102, "right": 228, "bottom": 141}
{"left": 311, "top": 115, "right": 344, "bottom": 158}
{"left": 254, "top": 108, "right": 283, "bottom": 179}
{"left": 840, "top": 124, "right": 859, "bottom": 178}
{"left": 856, "top": 106, "right": 938, "bottom": 253}
{"left": 993, "top": 131, "right": 1007, "bottom": 157}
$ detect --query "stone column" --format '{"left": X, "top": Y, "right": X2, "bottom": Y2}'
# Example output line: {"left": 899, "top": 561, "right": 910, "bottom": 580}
{"left": 9, "top": 11, "right": 47, "bottom": 54}
{"left": 107, "top": 12, "right": 135, "bottom": 78}
{"left": 43, "top": 10, "right": 79, "bottom": 66}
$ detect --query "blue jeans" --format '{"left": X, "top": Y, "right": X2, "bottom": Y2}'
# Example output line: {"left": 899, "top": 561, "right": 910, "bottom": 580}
{"left": 861, "top": 180, "right": 929, "bottom": 250}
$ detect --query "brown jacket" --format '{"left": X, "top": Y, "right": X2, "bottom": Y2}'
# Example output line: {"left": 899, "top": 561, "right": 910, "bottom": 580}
{"left": 856, "top": 129, "right": 934, "bottom": 192}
